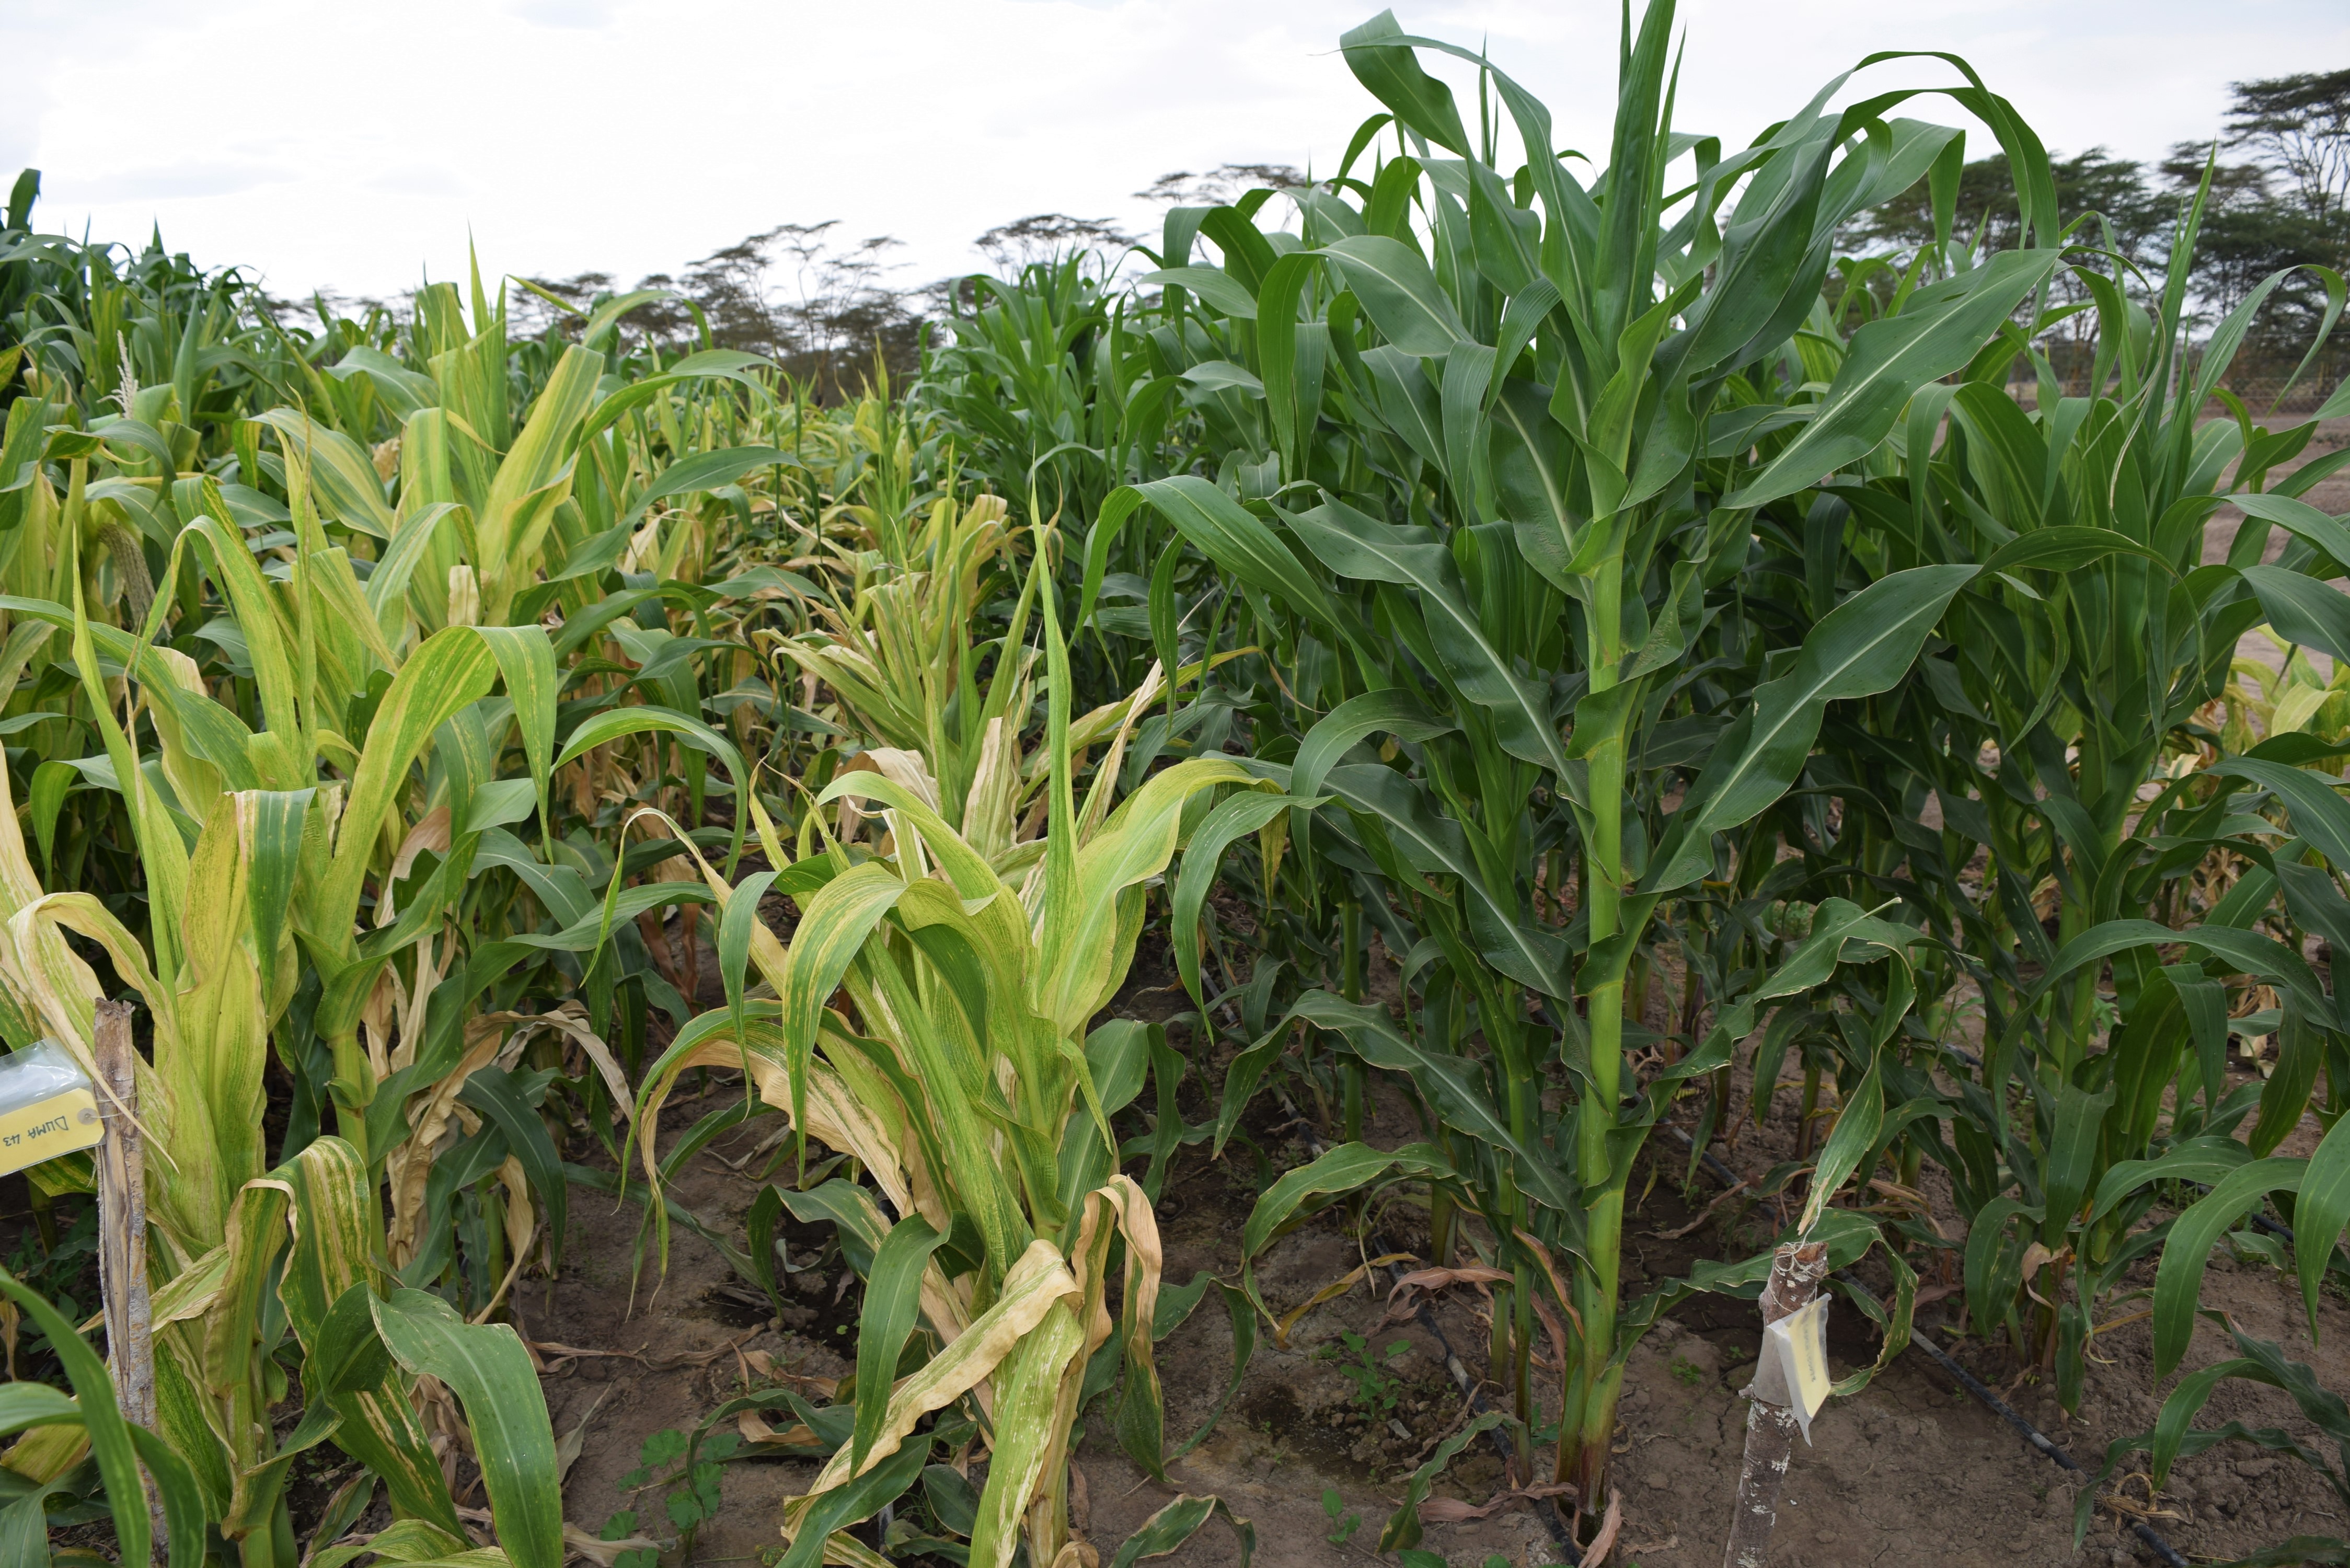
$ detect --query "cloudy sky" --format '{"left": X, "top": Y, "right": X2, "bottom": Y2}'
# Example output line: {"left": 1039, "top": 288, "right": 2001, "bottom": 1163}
{"left": 6, "top": 0, "right": 2345, "bottom": 302}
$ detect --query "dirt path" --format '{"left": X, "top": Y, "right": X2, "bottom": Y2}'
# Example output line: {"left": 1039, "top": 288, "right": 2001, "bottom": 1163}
{"left": 528, "top": 1085, "right": 838, "bottom": 1567}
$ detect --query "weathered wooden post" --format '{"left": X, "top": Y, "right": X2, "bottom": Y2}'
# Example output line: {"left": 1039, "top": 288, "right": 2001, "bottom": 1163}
{"left": 93, "top": 999, "right": 163, "bottom": 1561}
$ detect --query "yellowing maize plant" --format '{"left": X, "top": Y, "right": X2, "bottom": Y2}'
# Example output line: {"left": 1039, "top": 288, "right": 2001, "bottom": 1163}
{"left": 635, "top": 570, "right": 1295, "bottom": 1567}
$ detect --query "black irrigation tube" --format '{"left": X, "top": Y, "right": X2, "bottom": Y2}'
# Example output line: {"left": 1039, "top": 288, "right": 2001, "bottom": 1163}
{"left": 1663, "top": 1125, "right": 2191, "bottom": 1568}
{"left": 1273, "top": 1094, "right": 1585, "bottom": 1563}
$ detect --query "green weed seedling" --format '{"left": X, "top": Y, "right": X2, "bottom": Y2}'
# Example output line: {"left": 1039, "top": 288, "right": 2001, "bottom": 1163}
{"left": 1670, "top": 1355, "right": 1706, "bottom": 1388}
{"left": 1322, "top": 1488, "right": 1361, "bottom": 1545}
{"left": 618, "top": 1425, "right": 741, "bottom": 1551}
{"left": 1319, "top": 1331, "right": 1411, "bottom": 1414}
{"left": 597, "top": 1512, "right": 657, "bottom": 1568}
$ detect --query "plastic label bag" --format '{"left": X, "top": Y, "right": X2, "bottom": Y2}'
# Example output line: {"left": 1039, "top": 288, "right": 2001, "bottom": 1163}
{"left": 1748, "top": 1294, "right": 1833, "bottom": 1443}
{"left": 0, "top": 1040, "right": 103, "bottom": 1176}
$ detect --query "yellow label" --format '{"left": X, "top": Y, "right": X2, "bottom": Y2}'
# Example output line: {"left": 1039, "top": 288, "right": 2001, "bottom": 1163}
{"left": 1780, "top": 1296, "right": 1833, "bottom": 1418}
{"left": 0, "top": 1089, "right": 103, "bottom": 1176}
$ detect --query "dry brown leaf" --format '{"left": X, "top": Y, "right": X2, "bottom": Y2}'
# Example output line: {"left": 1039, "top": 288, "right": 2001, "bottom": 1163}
{"left": 563, "top": 1521, "right": 667, "bottom": 1565}
{"left": 528, "top": 1341, "right": 644, "bottom": 1364}
{"left": 1416, "top": 1479, "right": 1576, "bottom": 1524}
{"left": 1570, "top": 1495, "right": 1626, "bottom": 1561}
{"left": 1657, "top": 1179, "right": 1750, "bottom": 1240}
{"left": 736, "top": 1411, "right": 823, "bottom": 1448}
{"left": 1274, "top": 1253, "right": 1418, "bottom": 1345}
{"left": 642, "top": 1330, "right": 761, "bottom": 1370}
{"left": 1581, "top": 1486, "right": 1623, "bottom": 1564}
{"left": 555, "top": 1387, "right": 614, "bottom": 1485}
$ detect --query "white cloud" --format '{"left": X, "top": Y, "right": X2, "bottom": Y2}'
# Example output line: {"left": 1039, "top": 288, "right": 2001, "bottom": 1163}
{"left": 363, "top": 165, "right": 471, "bottom": 199}
{"left": 74, "top": 158, "right": 291, "bottom": 204}
{"left": 3, "top": 0, "right": 2342, "bottom": 300}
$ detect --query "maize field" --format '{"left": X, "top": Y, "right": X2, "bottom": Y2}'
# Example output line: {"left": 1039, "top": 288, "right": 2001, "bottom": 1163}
{"left": 2, "top": 7, "right": 2349, "bottom": 1566}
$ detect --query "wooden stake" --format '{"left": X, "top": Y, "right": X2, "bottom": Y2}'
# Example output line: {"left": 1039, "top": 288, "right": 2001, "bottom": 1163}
{"left": 94, "top": 999, "right": 163, "bottom": 1561}
{"left": 1720, "top": 1240, "right": 1829, "bottom": 1568}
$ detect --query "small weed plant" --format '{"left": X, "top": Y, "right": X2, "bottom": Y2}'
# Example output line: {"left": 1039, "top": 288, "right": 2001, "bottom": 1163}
{"left": 609, "top": 1425, "right": 740, "bottom": 1561}
{"left": 1322, "top": 1488, "right": 1361, "bottom": 1545}
{"left": 1319, "top": 1331, "right": 1411, "bottom": 1414}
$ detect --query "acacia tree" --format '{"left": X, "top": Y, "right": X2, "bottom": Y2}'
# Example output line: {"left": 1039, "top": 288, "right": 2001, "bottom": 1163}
{"left": 520, "top": 222, "right": 927, "bottom": 394}
{"left": 2226, "top": 67, "right": 2350, "bottom": 257}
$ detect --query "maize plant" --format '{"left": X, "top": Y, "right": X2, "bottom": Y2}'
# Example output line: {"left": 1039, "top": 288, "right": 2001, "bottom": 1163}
{"left": 773, "top": 488, "right": 1250, "bottom": 877}
{"left": 632, "top": 570, "right": 1284, "bottom": 1568}
{"left": 0, "top": 1266, "right": 213, "bottom": 1567}
{"left": 769, "top": 492, "right": 1028, "bottom": 830}
{"left": 1805, "top": 155, "right": 2350, "bottom": 1408}
{"left": 917, "top": 257, "right": 1151, "bottom": 529}
{"left": 1058, "top": 5, "right": 2072, "bottom": 1535}
{"left": 2227, "top": 631, "right": 2350, "bottom": 752}
{"left": 0, "top": 569, "right": 572, "bottom": 1567}
{"left": 0, "top": 216, "right": 860, "bottom": 1560}
{"left": 1, "top": 172, "right": 273, "bottom": 451}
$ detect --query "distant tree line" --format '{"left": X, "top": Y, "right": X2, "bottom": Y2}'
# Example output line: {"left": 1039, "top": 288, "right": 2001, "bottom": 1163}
{"left": 512, "top": 164, "right": 1304, "bottom": 401}
{"left": 390, "top": 70, "right": 2350, "bottom": 406}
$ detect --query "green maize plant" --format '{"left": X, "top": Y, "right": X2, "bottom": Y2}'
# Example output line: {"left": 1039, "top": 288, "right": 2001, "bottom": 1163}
{"left": 1058, "top": 6, "right": 2076, "bottom": 1530}
{"left": 917, "top": 244, "right": 1250, "bottom": 704}
{"left": 1, "top": 170, "right": 275, "bottom": 452}
{"left": 630, "top": 570, "right": 1275, "bottom": 1568}
{"left": 0, "top": 220, "right": 880, "bottom": 1560}
{"left": 0, "top": 568, "right": 570, "bottom": 1568}
{"left": 2099, "top": 727, "right": 2350, "bottom": 1410}
{"left": 0, "top": 1266, "right": 211, "bottom": 1568}
{"left": 918, "top": 257, "right": 1156, "bottom": 529}
{"left": 1796, "top": 159, "right": 2350, "bottom": 1407}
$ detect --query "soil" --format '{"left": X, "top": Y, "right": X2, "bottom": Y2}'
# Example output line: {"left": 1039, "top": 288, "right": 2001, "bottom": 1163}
{"left": 0, "top": 1012, "right": 2336, "bottom": 1568}
{"left": 9, "top": 910, "right": 2346, "bottom": 1566}
{"left": 524, "top": 1078, "right": 841, "bottom": 1566}
{"left": 502, "top": 1069, "right": 2346, "bottom": 1568}
{"left": 493, "top": 924, "right": 2350, "bottom": 1568}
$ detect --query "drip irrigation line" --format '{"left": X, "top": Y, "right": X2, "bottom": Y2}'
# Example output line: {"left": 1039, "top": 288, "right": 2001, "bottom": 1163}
{"left": 1272, "top": 1093, "right": 1585, "bottom": 1564}
{"left": 1662, "top": 1125, "right": 2190, "bottom": 1568}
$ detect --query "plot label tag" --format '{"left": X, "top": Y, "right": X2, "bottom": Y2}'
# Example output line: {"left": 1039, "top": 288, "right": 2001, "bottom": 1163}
{"left": 1750, "top": 1295, "right": 1834, "bottom": 1443}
